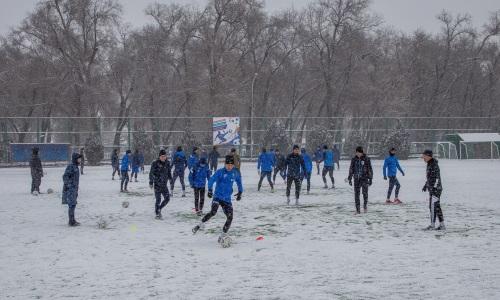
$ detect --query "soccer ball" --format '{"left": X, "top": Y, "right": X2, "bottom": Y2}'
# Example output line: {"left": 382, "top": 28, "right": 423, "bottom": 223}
{"left": 122, "top": 201, "right": 129, "bottom": 208}
{"left": 219, "top": 235, "right": 232, "bottom": 248}
{"left": 97, "top": 218, "right": 108, "bottom": 229}
{"left": 47, "top": 188, "right": 54, "bottom": 194}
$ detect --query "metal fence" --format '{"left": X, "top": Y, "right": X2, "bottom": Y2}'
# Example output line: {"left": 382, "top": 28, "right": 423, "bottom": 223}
{"left": 0, "top": 116, "right": 498, "bottom": 162}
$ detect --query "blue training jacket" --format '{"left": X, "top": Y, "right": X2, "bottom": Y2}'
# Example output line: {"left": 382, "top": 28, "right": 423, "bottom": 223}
{"left": 258, "top": 152, "right": 274, "bottom": 172}
{"left": 189, "top": 162, "right": 212, "bottom": 188}
{"left": 313, "top": 149, "right": 323, "bottom": 162}
{"left": 323, "top": 150, "right": 334, "bottom": 167}
{"left": 301, "top": 150, "right": 313, "bottom": 173}
{"left": 208, "top": 167, "right": 243, "bottom": 203}
{"left": 188, "top": 154, "right": 199, "bottom": 171}
{"left": 172, "top": 151, "right": 188, "bottom": 171}
{"left": 383, "top": 155, "right": 405, "bottom": 177}
{"left": 120, "top": 154, "right": 130, "bottom": 171}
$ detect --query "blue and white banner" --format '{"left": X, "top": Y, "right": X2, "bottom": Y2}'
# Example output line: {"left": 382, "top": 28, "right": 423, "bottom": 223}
{"left": 213, "top": 117, "right": 240, "bottom": 146}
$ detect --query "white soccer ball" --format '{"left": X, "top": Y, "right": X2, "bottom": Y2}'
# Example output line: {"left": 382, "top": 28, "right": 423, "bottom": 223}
{"left": 47, "top": 188, "right": 54, "bottom": 194}
{"left": 220, "top": 235, "right": 232, "bottom": 248}
{"left": 122, "top": 201, "right": 130, "bottom": 208}
{"left": 97, "top": 218, "right": 108, "bottom": 229}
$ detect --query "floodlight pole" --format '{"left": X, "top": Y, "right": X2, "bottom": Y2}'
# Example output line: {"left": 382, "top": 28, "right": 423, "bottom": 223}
{"left": 250, "top": 73, "right": 258, "bottom": 159}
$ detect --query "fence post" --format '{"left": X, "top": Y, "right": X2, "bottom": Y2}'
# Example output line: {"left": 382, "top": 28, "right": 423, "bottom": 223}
{"left": 127, "top": 117, "right": 131, "bottom": 150}
{"left": 36, "top": 117, "right": 40, "bottom": 143}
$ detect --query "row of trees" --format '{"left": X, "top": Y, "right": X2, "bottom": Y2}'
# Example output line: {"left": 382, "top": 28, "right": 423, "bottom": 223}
{"left": 1, "top": 0, "right": 499, "bottom": 154}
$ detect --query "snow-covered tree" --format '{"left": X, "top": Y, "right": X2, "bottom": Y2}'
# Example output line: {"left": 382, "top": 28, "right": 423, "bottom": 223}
{"left": 260, "top": 121, "right": 292, "bottom": 152}
{"left": 344, "top": 131, "right": 366, "bottom": 155}
{"left": 133, "top": 129, "right": 155, "bottom": 164}
{"left": 377, "top": 126, "right": 411, "bottom": 159}
{"left": 306, "top": 125, "right": 335, "bottom": 152}
{"left": 84, "top": 135, "right": 104, "bottom": 165}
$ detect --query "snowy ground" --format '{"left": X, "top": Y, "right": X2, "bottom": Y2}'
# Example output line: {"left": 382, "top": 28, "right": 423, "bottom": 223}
{"left": 1, "top": 159, "right": 500, "bottom": 299}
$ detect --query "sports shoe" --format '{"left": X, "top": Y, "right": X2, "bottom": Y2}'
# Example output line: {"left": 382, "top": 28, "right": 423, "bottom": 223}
{"left": 295, "top": 198, "right": 299, "bottom": 206}
{"left": 323, "top": 184, "right": 328, "bottom": 189}
{"left": 182, "top": 191, "right": 186, "bottom": 198}
{"left": 424, "top": 224, "right": 435, "bottom": 231}
{"left": 393, "top": 198, "right": 402, "bottom": 204}
{"left": 385, "top": 199, "right": 393, "bottom": 204}
{"left": 155, "top": 213, "right": 163, "bottom": 220}
{"left": 436, "top": 224, "right": 446, "bottom": 231}
{"left": 218, "top": 232, "right": 227, "bottom": 244}
{"left": 286, "top": 196, "right": 290, "bottom": 205}
{"left": 363, "top": 208, "right": 367, "bottom": 213}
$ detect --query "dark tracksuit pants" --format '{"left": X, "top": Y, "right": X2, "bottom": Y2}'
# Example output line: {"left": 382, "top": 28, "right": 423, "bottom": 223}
{"left": 315, "top": 161, "right": 321, "bottom": 175}
{"left": 301, "top": 172, "right": 311, "bottom": 192}
{"left": 68, "top": 204, "right": 76, "bottom": 223}
{"left": 387, "top": 176, "right": 401, "bottom": 199}
{"left": 171, "top": 169, "right": 186, "bottom": 191}
{"left": 429, "top": 194, "right": 444, "bottom": 224}
{"left": 155, "top": 187, "right": 170, "bottom": 215}
{"left": 131, "top": 171, "right": 138, "bottom": 180}
{"left": 31, "top": 176, "right": 41, "bottom": 193}
{"left": 273, "top": 167, "right": 286, "bottom": 183}
{"left": 194, "top": 187, "right": 205, "bottom": 212}
{"left": 120, "top": 171, "right": 129, "bottom": 191}
{"left": 322, "top": 166, "right": 335, "bottom": 186}
{"left": 354, "top": 177, "right": 369, "bottom": 213}
{"left": 112, "top": 166, "right": 120, "bottom": 177}
{"left": 202, "top": 199, "right": 233, "bottom": 233}
{"left": 286, "top": 176, "right": 302, "bottom": 199}
{"left": 258, "top": 171, "right": 274, "bottom": 190}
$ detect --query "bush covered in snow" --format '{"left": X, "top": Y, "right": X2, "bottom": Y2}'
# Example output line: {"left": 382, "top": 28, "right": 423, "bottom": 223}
{"left": 306, "top": 125, "right": 335, "bottom": 152}
{"left": 84, "top": 135, "right": 104, "bottom": 165}
{"left": 182, "top": 129, "right": 201, "bottom": 152}
{"left": 133, "top": 129, "right": 155, "bottom": 164}
{"left": 344, "top": 131, "right": 366, "bottom": 155}
{"left": 260, "top": 121, "right": 292, "bottom": 152}
{"left": 377, "top": 126, "right": 411, "bottom": 159}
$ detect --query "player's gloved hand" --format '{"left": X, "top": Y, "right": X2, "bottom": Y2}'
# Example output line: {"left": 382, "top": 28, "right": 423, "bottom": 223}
{"left": 258, "top": 170, "right": 260, "bottom": 176}
{"left": 368, "top": 178, "right": 372, "bottom": 186}
{"left": 422, "top": 185, "right": 427, "bottom": 192}
{"left": 402, "top": 172, "right": 405, "bottom": 176}
{"left": 208, "top": 189, "right": 213, "bottom": 198}
{"left": 384, "top": 176, "right": 387, "bottom": 180}
{"left": 348, "top": 179, "right": 352, "bottom": 186}
{"left": 236, "top": 192, "right": 242, "bottom": 201}
{"left": 149, "top": 183, "right": 153, "bottom": 189}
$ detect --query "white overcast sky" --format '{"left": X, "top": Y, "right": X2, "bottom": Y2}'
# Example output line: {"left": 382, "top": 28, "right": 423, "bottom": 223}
{"left": 1, "top": 0, "right": 499, "bottom": 36}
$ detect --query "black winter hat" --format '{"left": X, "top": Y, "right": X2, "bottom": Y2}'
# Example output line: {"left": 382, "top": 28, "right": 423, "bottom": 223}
{"left": 323, "top": 145, "right": 328, "bottom": 150}
{"left": 422, "top": 149, "right": 433, "bottom": 157}
{"left": 225, "top": 155, "right": 234, "bottom": 165}
{"left": 293, "top": 145, "right": 300, "bottom": 150}
{"left": 200, "top": 157, "right": 207, "bottom": 165}
{"left": 32, "top": 147, "right": 39, "bottom": 154}
{"left": 355, "top": 146, "right": 364, "bottom": 153}
{"left": 126, "top": 150, "right": 132, "bottom": 154}
{"left": 159, "top": 149, "right": 167, "bottom": 156}
{"left": 177, "top": 146, "right": 182, "bottom": 152}
{"left": 192, "top": 146, "right": 198, "bottom": 153}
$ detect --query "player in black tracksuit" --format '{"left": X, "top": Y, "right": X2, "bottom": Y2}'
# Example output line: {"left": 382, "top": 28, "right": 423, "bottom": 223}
{"left": 348, "top": 146, "right": 373, "bottom": 214}
{"left": 149, "top": 149, "right": 172, "bottom": 220}
{"left": 273, "top": 149, "right": 287, "bottom": 184}
{"left": 422, "top": 149, "right": 445, "bottom": 230}
{"left": 285, "top": 145, "right": 307, "bottom": 205}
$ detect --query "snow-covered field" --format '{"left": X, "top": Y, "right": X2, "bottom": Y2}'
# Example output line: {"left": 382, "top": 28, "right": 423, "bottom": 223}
{"left": 1, "top": 159, "right": 499, "bottom": 299}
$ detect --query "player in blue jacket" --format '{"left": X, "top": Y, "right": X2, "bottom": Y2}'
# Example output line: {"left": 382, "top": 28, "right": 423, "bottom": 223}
{"left": 192, "top": 155, "right": 243, "bottom": 243}
{"left": 171, "top": 146, "right": 188, "bottom": 197}
{"left": 322, "top": 145, "right": 335, "bottom": 189}
{"left": 120, "top": 150, "right": 131, "bottom": 192}
{"left": 313, "top": 146, "right": 323, "bottom": 175}
{"left": 257, "top": 147, "right": 275, "bottom": 192}
{"left": 301, "top": 148, "right": 313, "bottom": 194}
{"left": 383, "top": 147, "right": 405, "bottom": 204}
{"left": 131, "top": 149, "right": 141, "bottom": 182}
{"left": 189, "top": 157, "right": 212, "bottom": 216}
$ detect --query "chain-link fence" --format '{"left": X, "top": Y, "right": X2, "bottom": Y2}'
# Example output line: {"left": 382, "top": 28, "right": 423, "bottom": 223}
{"left": 1, "top": 116, "right": 498, "bottom": 163}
